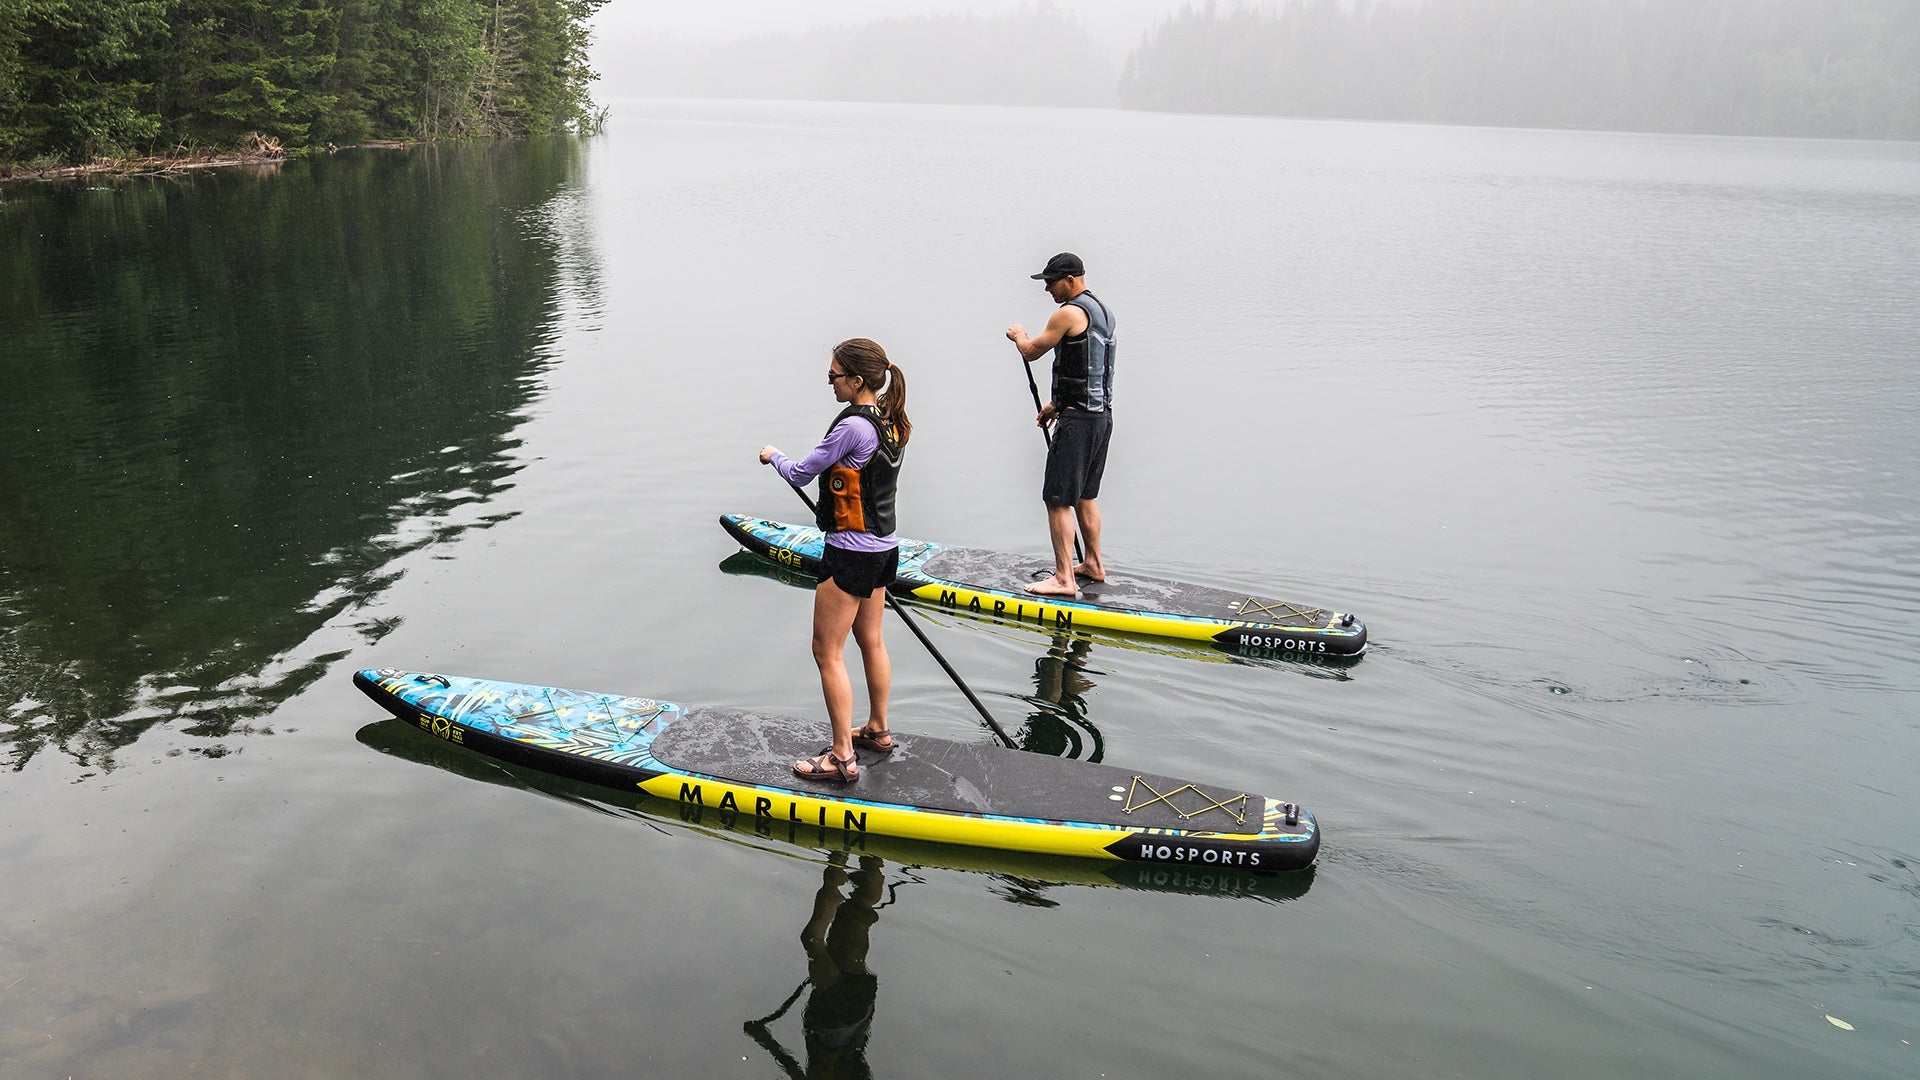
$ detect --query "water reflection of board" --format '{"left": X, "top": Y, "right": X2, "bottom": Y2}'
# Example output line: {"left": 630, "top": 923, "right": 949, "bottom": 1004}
{"left": 353, "top": 669, "right": 1319, "bottom": 872}
{"left": 719, "top": 514, "right": 1367, "bottom": 657}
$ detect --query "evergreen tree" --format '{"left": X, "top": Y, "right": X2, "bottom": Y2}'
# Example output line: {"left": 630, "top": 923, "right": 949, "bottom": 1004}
{"left": 0, "top": 0, "right": 173, "bottom": 161}
{"left": 159, "top": 0, "right": 338, "bottom": 146}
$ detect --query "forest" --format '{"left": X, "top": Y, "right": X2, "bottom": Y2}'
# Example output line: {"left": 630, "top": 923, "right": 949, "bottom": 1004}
{"left": 0, "top": 0, "right": 606, "bottom": 167}
{"left": 1120, "top": 0, "right": 1920, "bottom": 139}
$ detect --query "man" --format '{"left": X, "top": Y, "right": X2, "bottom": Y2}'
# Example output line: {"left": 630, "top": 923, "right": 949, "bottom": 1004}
{"left": 1005, "top": 252, "right": 1116, "bottom": 597}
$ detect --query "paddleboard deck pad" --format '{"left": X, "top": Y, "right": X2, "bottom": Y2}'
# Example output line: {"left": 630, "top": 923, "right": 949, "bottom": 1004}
{"left": 720, "top": 514, "right": 1366, "bottom": 656}
{"left": 354, "top": 669, "right": 1319, "bottom": 871}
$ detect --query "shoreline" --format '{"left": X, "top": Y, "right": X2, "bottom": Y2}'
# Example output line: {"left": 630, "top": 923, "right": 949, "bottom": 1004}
{"left": 0, "top": 139, "right": 417, "bottom": 185}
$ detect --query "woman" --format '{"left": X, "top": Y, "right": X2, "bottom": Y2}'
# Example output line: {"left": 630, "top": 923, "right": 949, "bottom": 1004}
{"left": 760, "top": 338, "right": 912, "bottom": 782}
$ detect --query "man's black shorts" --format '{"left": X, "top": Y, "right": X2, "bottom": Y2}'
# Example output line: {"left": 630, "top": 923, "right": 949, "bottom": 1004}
{"left": 1042, "top": 408, "right": 1113, "bottom": 506}
{"left": 817, "top": 543, "right": 900, "bottom": 598}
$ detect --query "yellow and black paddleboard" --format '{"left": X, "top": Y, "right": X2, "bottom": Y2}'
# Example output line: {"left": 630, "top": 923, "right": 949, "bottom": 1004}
{"left": 357, "top": 711, "right": 1317, "bottom": 902}
{"left": 720, "top": 514, "right": 1367, "bottom": 657}
{"left": 353, "top": 669, "right": 1320, "bottom": 872}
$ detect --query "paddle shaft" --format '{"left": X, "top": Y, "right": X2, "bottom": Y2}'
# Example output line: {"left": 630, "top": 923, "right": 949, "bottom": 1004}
{"left": 1020, "top": 356, "right": 1085, "bottom": 566}
{"left": 782, "top": 480, "right": 1019, "bottom": 751}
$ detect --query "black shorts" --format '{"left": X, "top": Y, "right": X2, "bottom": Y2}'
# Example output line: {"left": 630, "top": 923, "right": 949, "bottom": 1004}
{"left": 817, "top": 543, "right": 899, "bottom": 598}
{"left": 1042, "top": 408, "right": 1113, "bottom": 506}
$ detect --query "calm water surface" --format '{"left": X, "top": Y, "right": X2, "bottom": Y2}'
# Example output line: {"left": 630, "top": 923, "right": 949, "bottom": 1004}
{"left": 2, "top": 101, "right": 1917, "bottom": 1078}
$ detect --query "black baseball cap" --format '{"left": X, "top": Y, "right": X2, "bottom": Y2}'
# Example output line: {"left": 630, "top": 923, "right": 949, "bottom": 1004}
{"left": 1030, "top": 252, "right": 1085, "bottom": 281}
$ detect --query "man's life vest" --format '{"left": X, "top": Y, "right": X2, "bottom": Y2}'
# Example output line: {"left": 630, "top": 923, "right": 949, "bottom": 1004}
{"left": 1051, "top": 291, "right": 1116, "bottom": 413}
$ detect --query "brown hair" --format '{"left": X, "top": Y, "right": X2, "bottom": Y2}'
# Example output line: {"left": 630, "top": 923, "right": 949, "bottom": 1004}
{"left": 832, "top": 337, "right": 911, "bottom": 446}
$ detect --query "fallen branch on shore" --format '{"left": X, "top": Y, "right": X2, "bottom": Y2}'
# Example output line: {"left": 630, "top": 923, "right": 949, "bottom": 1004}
{"left": 0, "top": 133, "right": 417, "bottom": 184}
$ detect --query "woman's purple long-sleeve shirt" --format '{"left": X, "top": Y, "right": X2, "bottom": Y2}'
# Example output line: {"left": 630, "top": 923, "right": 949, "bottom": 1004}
{"left": 770, "top": 418, "right": 897, "bottom": 552}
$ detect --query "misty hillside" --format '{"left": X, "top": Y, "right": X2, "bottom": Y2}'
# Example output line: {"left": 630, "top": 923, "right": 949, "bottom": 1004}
{"left": 592, "top": 0, "right": 1919, "bottom": 139}
{"left": 1120, "top": 0, "right": 1920, "bottom": 139}
{"left": 602, "top": 10, "right": 1115, "bottom": 107}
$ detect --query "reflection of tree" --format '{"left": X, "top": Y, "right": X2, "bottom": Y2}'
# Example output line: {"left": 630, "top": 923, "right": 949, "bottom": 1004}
{"left": 0, "top": 140, "right": 599, "bottom": 771}
{"left": 1019, "top": 634, "right": 1103, "bottom": 762}
{"left": 745, "top": 853, "right": 887, "bottom": 1080}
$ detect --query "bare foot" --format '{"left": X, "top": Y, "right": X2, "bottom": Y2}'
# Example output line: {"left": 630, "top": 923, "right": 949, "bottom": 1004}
{"left": 1024, "top": 575, "right": 1079, "bottom": 597}
{"left": 1072, "top": 561, "right": 1106, "bottom": 582}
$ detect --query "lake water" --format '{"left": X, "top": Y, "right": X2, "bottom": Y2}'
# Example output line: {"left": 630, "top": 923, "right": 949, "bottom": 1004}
{"left": 2, "top": 99, "right": 1917, "bottom": 1078}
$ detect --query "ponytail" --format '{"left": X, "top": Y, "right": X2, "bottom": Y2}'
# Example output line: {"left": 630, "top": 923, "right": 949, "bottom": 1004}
{"left": 879, "top": 361, "right": 911, "bottom": 446}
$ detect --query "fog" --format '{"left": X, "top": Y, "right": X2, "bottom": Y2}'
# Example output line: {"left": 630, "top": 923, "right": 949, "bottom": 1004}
{"left": 587, "top": 1, "right": 1188, "bottom": 104}
{"left": 590, "top": 1, "right": 1183, "bottom": 57}
{"left": 587, "top": 0, "right": 1920, "bottom": 140}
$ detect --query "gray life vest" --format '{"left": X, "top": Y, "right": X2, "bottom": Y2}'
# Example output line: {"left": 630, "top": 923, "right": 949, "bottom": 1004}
{"left": 1051, "top": 290, "right": 1116, "bottom": 412}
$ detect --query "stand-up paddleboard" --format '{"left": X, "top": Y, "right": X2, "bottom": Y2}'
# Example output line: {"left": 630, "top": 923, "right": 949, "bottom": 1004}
{"left": 357, "top": 715, "right": 1316, "bottom": 901}
{"left": 720, "top": 515, "right": 1367, "bottom": 657}
{"left": 353, "top": 669, "right": 1320, "bottom": 872}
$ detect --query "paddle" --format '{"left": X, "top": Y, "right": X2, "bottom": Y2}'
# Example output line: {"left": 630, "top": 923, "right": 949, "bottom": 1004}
{"left": 782, "top": 479, "right": 1019, "bottom": 751}
{"left": 743, "top": 978, "right": 809, "bottom": 1080}
{"left": 1020, "top": 355, "right": 1086, "bottom": 566}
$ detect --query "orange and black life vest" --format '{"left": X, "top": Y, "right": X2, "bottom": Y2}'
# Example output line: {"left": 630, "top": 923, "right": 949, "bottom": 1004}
{"left": 816, "top": 403, "right": 904, "bottom": 536}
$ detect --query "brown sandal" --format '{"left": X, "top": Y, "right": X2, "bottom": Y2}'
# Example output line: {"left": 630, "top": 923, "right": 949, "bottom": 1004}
{"left": 852, "top": 725, "right": 895, "bottom": 754}
{"left": 792, "top": 749, "right": 859, "bottom": 783}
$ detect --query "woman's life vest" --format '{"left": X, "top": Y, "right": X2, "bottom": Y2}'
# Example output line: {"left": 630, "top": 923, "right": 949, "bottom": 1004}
{"left": 816, "top": 403, "right": 904, "bottom": 536}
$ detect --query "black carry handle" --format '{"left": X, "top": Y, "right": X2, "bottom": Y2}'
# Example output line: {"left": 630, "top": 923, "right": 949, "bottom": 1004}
{"left": 1020, "top": 355, "right": 1085, "bottom": 566}
{"left": 785, "top": 479, "right": 1018, "bottom": 750}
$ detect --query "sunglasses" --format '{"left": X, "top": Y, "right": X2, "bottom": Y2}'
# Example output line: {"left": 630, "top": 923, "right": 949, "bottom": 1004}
{"left": 827, "top": 370, "right": 859, "bottom": 384}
